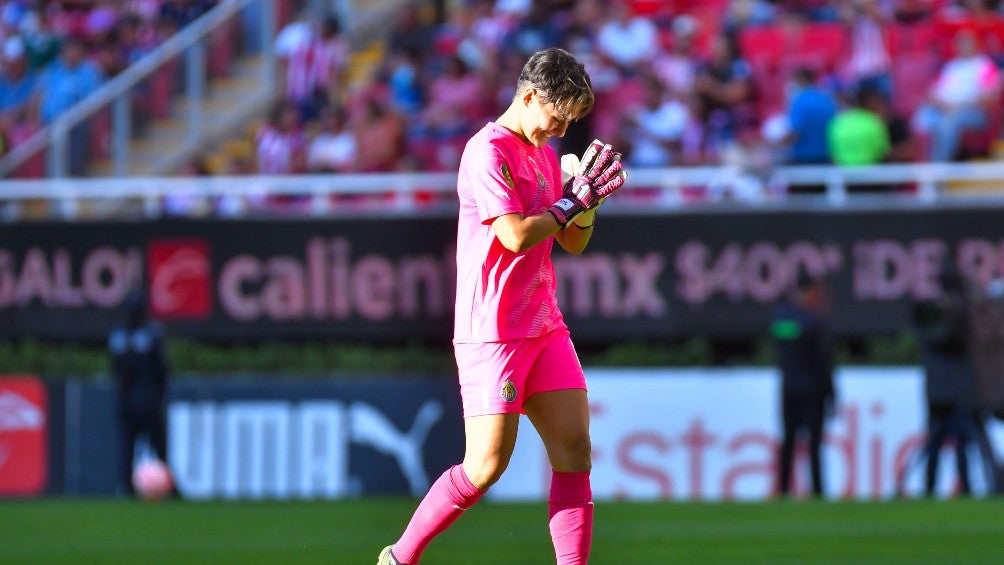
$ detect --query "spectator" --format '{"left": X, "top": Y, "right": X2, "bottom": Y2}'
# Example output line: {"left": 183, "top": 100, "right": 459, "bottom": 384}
{"left": 465, "top": 0, "right": 515, "bottom": 66}
{"left": 353, "top": 98, "right": 406, "bottom": 172}
{"left": 936, "top": 0, "right": 1004, "bottom": 62}
{"left": 18, "top": 6, "right": 61, "bottom": 71}
{"left": 115, "top": 13, "right": 156, "bottom": 68}
{"left": 307, "top": 104, "right": 356, "bottom": 173}
{"left": 595, "top": 0, "right": 659, "bottom": 72}
{"left": 828, "top": 86, "right": 892, "bottom": 166}
{"left": 912, "top": 29, "right": 1001, "bottom": 161}
{"left": 723, "top": 0, "right": 778, "bottom": 34}
{"left": 158, "top": 0, "right": 214, "bottom": 34}
{"left": 503, "top": 1, "right": 561, "bottom": 57}
{"left": 0, "top": 36, "right": 37, "bottom": 122}
{"left": 652, "top": 15, "right": 701, "bottom": 100}
{"left": 275, "top": 15, "right": 348, "bottom": 122}
{"left": 32, "top": 36, "right": 103, "bottom": 124}
{"left": 621, "top": 73, "right": 692, "bottom": 167}
{"left": 841, "top": 0, "right": 893, "bottom": 100}
{"left": 785, "top": 67, "right": 839, "bottom": 164}
{"left": 311, "top": 17, "right": 350, "bottom": 109}
{"left": 388, "top": 2, "right": 437, "bottom": 60}
{"left": 694, "top": 33, "right": 755, "bottom": 160}
{"left": 386, "top": 48, "right": 424, "bottom": 117}
{"left": 31, "top": 36, "right": 104, "bottom": 175}
{"left": 419, "top": 54, "right": 487, "bottom": 141}
{"left": 255, "top": 101, "right": 307, "bottom": 174}
{"left": 867, "top": 83, "right": 919, "bottom": 163}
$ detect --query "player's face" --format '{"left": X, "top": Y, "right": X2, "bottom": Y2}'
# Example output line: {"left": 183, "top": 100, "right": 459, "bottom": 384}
{"left": 526, "top": 90, "right": 574, "bottom": 147}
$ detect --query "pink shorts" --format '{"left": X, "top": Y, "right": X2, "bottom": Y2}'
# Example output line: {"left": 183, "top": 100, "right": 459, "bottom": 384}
{"left": 454, "top": 328, "right": 586, "bottom": 418}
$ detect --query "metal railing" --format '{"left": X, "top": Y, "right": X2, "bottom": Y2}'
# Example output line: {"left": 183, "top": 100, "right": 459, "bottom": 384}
{"left": 0, "top": 0, "right": 276, "bottom": 179}
{"left": 3, "top": 161, "right": 1004, "bottom": 221}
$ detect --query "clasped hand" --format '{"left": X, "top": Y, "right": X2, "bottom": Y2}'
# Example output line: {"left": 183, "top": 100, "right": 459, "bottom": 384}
{"left": 548, "top": 139, "right": 628, "bottom": 228}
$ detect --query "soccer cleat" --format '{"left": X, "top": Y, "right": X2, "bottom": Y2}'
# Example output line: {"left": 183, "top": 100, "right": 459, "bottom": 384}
{"left": 377, "top": 545, "right": 403, "bottom": 565}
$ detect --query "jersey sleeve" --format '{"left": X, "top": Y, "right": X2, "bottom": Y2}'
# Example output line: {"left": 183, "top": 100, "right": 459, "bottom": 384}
{"left": 469, "top": 145, "right": 524, "bottom": 225}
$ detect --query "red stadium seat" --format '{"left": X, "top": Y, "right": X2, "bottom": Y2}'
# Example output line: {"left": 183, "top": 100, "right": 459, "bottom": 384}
{"left": 799, "top": 23, "right": 849, "bottom": 70}
{"left": 887, "top": 20, "right": 944, "bottom": 58}
{"left": 738, "top": 26, "right": 786, "bottom": 70}
{"left": 890, "top": 52, "right": 940, "bottom": 118}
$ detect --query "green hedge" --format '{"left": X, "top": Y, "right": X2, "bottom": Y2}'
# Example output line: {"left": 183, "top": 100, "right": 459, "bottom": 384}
{"left": 0, "top": 333, "right": 921, "bottom": 380}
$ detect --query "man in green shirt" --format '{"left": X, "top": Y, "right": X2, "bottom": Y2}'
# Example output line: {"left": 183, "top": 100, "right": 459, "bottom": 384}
{"left": 828, "top": 87, "right": 890, "bottom": 166}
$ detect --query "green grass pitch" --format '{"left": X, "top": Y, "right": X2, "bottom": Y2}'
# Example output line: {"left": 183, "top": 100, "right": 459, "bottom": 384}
{"left": 2, "top": 498, "right": 1003, "bottom": 564}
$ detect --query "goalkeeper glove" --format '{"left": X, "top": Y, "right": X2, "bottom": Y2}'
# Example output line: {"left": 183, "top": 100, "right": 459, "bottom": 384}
{"left": 547, "top": 174, "right": 601, "bottom": 227}
{"left": 578, "top": 139, "right": 627, "bottom": 199}
{"left": 548, "top": 140, "right": 628, "bottom": 228}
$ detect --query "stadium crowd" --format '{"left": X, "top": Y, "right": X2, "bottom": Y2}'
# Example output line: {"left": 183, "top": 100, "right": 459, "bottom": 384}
{"left": 0, "top": 0, "right": 232, "bottom": 176}
{"left": 3, "top": 0, "right": 1004, "bottom": 180}
{"left": 247, "top": 0, "right": 1004, "bottom": 183}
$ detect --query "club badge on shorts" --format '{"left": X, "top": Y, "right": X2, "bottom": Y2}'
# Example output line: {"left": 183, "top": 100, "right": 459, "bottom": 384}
{"left": 500, "top": 379, "right": 517, "bottom": 403}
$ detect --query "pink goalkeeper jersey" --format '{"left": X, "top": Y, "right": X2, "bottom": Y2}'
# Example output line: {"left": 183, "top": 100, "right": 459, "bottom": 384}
{"left": 453, "top": 122, "right": 566, "bottom": 343}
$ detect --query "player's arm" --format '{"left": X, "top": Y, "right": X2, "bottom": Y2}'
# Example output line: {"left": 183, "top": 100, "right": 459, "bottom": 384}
{"left": 492, "top": 211, "right": 562, "bottom": 253}
{"left": 554, "top": 209, "right": 595, "bottom": 255}
{"left": 550, "top": 141, "right": 626, "bottom": 254}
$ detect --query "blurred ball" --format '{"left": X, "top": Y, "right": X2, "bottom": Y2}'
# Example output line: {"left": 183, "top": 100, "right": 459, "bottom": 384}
{"left": 132, "top": 459, "right": 173, "bottom": 501}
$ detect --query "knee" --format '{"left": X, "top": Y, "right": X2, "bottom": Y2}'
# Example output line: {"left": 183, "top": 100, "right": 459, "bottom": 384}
{"left": 552, "top": 433, "right": 592, "bottom": 473}
{"left": 462, "top": 453, "right": 509, "bottom": 490}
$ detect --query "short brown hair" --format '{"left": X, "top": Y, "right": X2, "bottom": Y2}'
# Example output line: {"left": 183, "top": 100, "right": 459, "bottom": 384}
{"left": 516, "top": 47, "right": 594, "bottom": 121}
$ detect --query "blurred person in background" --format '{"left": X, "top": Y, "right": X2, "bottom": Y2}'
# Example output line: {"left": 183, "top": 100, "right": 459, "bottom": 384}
{"left": 840, "top": 0, "right": 893, "bottom": 100}
{"left": 418, "top": 54, "right": 487, "bottom": 142}
{"left": 255, "top": 100, "right": 307, "bottom": 175}
{"left": 828, "top": 85, "right": 892, "bottom": 167}
{"left": 911, "top": 265, "right": 982, "bottom": 497}
{"left": 594, "top": 0, "right": 658, "bottom": 74}
{"left": 377, "top": 47, "right": 626, "bottom": 565}
{"left": 158, "top": 0, "right": 214, "bottom": 33}
{"left": 652, "top": 15, "right": 700, "bottom": 104}
{"left": 693, "top": 33, "right": 754, "bottom": 162}
{"left": 502, "top": 1, "right": 560, "bottom": 58}
{"left": 275, "top": 15, "right": 348, "bottom": 122}
{"left": 784, "top": 67, "right": 839, "bottom": 165}
{"left": 352, "top": 98, "right": 406, "bottom": 172}
{"left": 30, "top": 35, "right": 104, "bottom": 175}
{"left": 306, "top": 103, "right": 356, "bottom": 173}
{"left": 912, "top": 29, "right": 1001, "bottom": 161}
{"left": 771, "top": 271, "right": 835, "bottom": 499}
{"left": 0, "top": 36, "right": 37, "bottom": 123}
{"left": 254, "top": 100, "right": 308, "bottom": 212}
{"left": 388, "top": 1, "right": 438, "bottom": 63}
{"left": 387, "top": 48, "right": 425, "bottom": 118}
{"left": 620, "top": 72, "right": 692, "bottom": 168}
{"left": 109, "top": 290, "right": 170, "bottom": 497}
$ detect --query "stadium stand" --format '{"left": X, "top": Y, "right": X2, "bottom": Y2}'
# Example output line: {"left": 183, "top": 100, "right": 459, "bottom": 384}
{"left": 5, "top": 0, "right": 1004, "bottom": 214}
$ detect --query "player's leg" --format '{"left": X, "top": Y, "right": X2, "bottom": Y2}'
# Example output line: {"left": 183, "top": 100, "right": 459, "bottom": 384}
{"left": 777, "top": 394, "right": 799, "bottom": 496}
{"left": 387, "top": 334, "right": 533, "bottom": 565}
{"left": 948, "top": 407, "right": 972, "bottom": 495}
{"left": 119, "top": 415, "right": 140, "bottom": 495}
{"left": 386, "top": 413, "right": 519, "bottom": 564}
{"left": 148, "top": 408, "right": 169, "bottom": 463}
{"left": 807, "top": 399, "right": 826, "bottom": 497}
{"left": 924, "top": 405, "right": 950, "bottom": 496}
{"left": 526, "top": 388, "right": 593, "bottom": 565}
{"left": 521, "top": 330, "right": 593, "bottom": 564}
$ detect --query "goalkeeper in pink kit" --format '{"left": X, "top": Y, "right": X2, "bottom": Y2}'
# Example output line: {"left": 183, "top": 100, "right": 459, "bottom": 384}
{"left": 378, "top": 47, "right": 627, "bottom": 565}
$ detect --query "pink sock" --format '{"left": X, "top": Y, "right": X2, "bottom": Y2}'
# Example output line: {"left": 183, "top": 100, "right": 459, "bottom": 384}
{"left": 549, "top": 470, "right": 593, "bottom": 565}
{"left": 393, "top": 464, "right": 485, "bottom": 564}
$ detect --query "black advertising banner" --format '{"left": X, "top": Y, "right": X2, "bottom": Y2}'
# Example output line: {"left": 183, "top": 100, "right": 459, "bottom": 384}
{"left": 55, "top": 376, "right": 465, "bottom": 498}
{"left": 3, "top": 209, "right": 1004, "bottom": 342}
